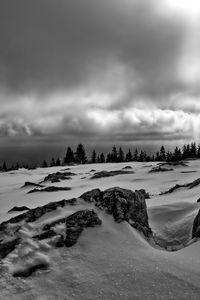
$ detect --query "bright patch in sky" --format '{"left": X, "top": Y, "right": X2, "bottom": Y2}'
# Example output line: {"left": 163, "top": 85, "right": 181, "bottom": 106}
{"left": 166, "top": 0, "right": 200, "bottom": 19}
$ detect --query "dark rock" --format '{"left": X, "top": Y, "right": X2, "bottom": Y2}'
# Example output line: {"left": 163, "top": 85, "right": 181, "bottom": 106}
{"left": 197, "top": 198, "right": 200, "bottom": 203}
{"left": 13, "top": 263, "right": 48, "bottom": 278}
{"left": 122, "top": 166, "right": 132, "bottom": 170}
{"left": 161, "top": 178, "right": 200, "bottom": 195}
{"left": 35, "top": 210, "right": 101, "bottom": 248}
{"left": 192, "top": 209, "right": 200, "bottom": 238}
{"left": 22, "top": 182, "right": 44, "bottom": 188}
{"left": 81, "top": 187, "right": 152, "bottom": 238}
{"left": 65, "top": 210, "right": 101, "bottom": 247}
{"left": 91, "top": 170, "right": 134, "bottom": 179}
{"left": 0, "top": 238, "right": 20, "bottom": 259}
{"left": 65, "top": 226, "right": 83, "bottom": 247}
{"left": 159, "top": 161, "right": 188, "bottom": 167}
{"left": 90, "top": 169, "right": 96, "bottom": 172}
{"left": 149, "top": 166, "right": 174, "bottom": 173}
{"left": 51, "top": 178, "right": 60, "bottom": 183}
{"left": 8, "top": 206, "right": 30, "bottom": 213}
{"left": 55, "top": 235, "right": 65, "bottom": 247}
{"left": 28, "top": 186, "right": 71, "bottom": 194}
{"left": 181, "top": 171, "right": 197, "bottom": 174}
{"left": 41, "top": 171, "right": 75, "bottom": 183}
{"left": 138, "top": 189, "right": 150, "bottom": 199}
{"left": 80, "top": 188, "right": 102, "bottom": 203}
{"left": 33, "top": 229, "right": 57, "bottom": 240}
{"left": 0, "top": 198, "right": 77, "bottom": 230}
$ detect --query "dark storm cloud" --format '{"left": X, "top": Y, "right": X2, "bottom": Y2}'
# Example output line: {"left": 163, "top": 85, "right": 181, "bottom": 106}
{"left": 0, "top": 0, "right": 200, "bottom": 146}
{"left": 0, "top": 0, "right": 186, "bottom": 99}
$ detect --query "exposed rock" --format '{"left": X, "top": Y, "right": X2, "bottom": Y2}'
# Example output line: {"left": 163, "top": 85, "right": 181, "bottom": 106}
{"left": 41, "top": 171, "right": 75, "bottom": 183}
{"left": 158, "top": 161, "right": 188, "bottom": 167}
{"left": 91, "top": 170, "right": 134, "bottom": 179}
{"left": 13, "top": 263, "right": 48, "bottom": 278}
{"left": 149, "top": 166, "right": 174, "bottom": 173}
{"left": 0, "top": 198, "right": 77, "bottom": 231}
{"left": 80, "top": 187, "right": 152, "bottom": 237}
{"left": 51, "top": 178, "right": 60, "bottom": 183}
{"left": 90, "top": 169, "right": 96, "bottom": 172}
{"left": 22, "top": 182, "right": 44, "bottom": 188}
{"left": 35, "top": 210, "right": 102, "bottom": 247}
{"left": 80, "top": 188, "right": 102, "bottom": 203}
{"left": 0, "top": 187, "right": 151, "bottom": 261}
{"left": 192, "top": 209, "right": 200, "bottom": 238}
{"left": 122, "top": 166, "right": 132, "bottom": 170}
{"left": 0, "top": 238, "right": 20, "bottom": 259}
{"left": 138, "top": 189, "right": 150, "bottom": 199}
{"left": 197, "top": 198, "right": 200, "bottom": 203}
{"left": 161, "top": 178, "right": 200, "bottom": 195}
{"left": 28, "top": 186, "right": 71, "bottom": 194}
{"left": 8, "top": 206, "right": 30, "bottom": 213}
{"left": 181, "top": 171, "right": 197, "bottom": 174}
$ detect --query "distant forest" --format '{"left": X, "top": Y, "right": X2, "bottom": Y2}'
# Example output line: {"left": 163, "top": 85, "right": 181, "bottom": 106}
{"left": 0, "top": 142, "right": 200, "bottom": 171}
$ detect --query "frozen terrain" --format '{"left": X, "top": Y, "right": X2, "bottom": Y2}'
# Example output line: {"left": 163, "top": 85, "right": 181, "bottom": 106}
{"left": 0, "top": 161, "right": 200, "bottom": 299}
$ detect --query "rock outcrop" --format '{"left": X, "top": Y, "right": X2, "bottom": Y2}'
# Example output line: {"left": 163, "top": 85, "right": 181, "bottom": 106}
{"left": 0, "top": 238, "right": 20, "bottom": 259}
{"left": 0, "top": 187, "right": 151, "bottom": 262}
{"left": 91, "top": 170, "right": 134, "bottom": 179}
{"left": 22, "top": 182, "right": 44, "bottom": 188}
{"left": 159, "top": 161, "right": 188, "bottom": 167}
{"left": 41, "top": 171, "right": 76, "bottom": 183}
{"left": 149, "top": 166, "right": 174, "bottom": 173}
{"left": 34, "top": 210, "right": 102, "bottom": 247}
{"left": 161, "top": 178, "right": 200, "bottom": 195}
{"left": 192, "top": 209, "right": 200, "bottom": 238}
{"left": 28, "top": 186, "right": 71, "bottom": 194}
{"left": 80, "top": 187, "right": 152, "bottom": 237}
{"left": 8, "top": 206, "right": 30, "bottom": 213}
{"left": 0, "top": 198, "right": 77, "bottom": 230}
{"left": 122, "top": 166, "right": 133, "bottom": 170}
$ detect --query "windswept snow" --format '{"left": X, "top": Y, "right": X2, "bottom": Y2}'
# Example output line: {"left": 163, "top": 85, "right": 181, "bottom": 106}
{"left": 0, "top": 161, "right": 200, "bottom": 299}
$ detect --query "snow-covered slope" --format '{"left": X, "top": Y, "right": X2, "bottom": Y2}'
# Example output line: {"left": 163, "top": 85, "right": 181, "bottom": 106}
{"left": 0, "top": 161, "right": 200, "bottom": 299}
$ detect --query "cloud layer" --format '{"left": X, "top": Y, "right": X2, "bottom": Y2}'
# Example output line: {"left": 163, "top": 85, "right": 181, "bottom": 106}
{"left": 0, "top": 0, "right": 200, "bottom": 144}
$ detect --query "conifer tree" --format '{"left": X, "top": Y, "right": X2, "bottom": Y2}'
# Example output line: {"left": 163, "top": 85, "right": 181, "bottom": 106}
{"left": 64, "top": 147, "right": 74, "bottom": 164}
{"left": 91, "top": 150, "right": 96, "bottom": 163}
{"left": 160, "top": 146, "right": 166, "bottom": 161}
{"left": 126, "top": 149, "right": 133, "bottom": 162}
{"left": 75, "top": 144, "right": 87, "bottom": 164}
{"left": 133, "top": 149, "right": 138, "bottom": 161}
{"left": 56, "top": 157, "right": 61, "bottom": 166}
{"left": 42, "top": 160, "right": 48, "bottom": 168}
{"left": 3, "top": 161, "right": 7, "bottom": 171}
{"left": 50, "top": 157, "right": 56, "bottom": 167}
{"left": 118, "top": 147, "right": 124, "bottom": 162}
{"left": 110, "top": 146, "right": 118, "bottom": 162}
{"left": 100, "top": 153, "right": 105, "bottom": 163}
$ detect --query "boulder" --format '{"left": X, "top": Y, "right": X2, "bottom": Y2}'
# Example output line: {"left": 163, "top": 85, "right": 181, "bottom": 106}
{"left": 28, "top": 186, "right": 71, "bottom": 194}
{"left": 0, "top": 198, "right": 77, "bottom": 231}
{"left": 35, "top": 210, "right": 102, "bottom": 248}
{"left": 161, "top": 178, "right": 200, "bottom": 195}
{"left": 8, "top": 206, "right": 30, "bottom": 213}
{"left": 22, "top": 182, "right": 44, "bottom": 188}
{"left": 149, "top": 166, "right": 174, "bottom": 173}
{"left": 91, "top": 170, "right": 134, "bottom": 179}
{"left": 41, "top": 171, "right": 75, "bottom": 183}
{"left": 81, "top": 187, "right": 152, "bottom": 237}
{"left": 0, "top": 238, "right": 20, "bottom": 259}
{"left": 122, "top": 166, "right": 133, "bottom": 170}
{"left": 192, "top": 209, "right": 200, "bottom": 238}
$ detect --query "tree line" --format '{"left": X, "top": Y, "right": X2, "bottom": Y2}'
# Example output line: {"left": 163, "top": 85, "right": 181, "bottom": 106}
{"left": 41, "top": 142, "right": 200, "bottom": 168}
{"left": 1, "top": 142, "right": 200, "bottom": 171}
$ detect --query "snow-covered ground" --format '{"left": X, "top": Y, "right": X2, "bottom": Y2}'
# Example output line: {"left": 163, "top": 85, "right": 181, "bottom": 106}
{"left": 0, "top": 161, "right": 200, "bottom": 299}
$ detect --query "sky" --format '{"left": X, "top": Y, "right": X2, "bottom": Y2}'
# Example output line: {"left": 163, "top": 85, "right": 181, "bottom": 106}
{"left": 0, "top": 0, "right": 200, "bottom": 164}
